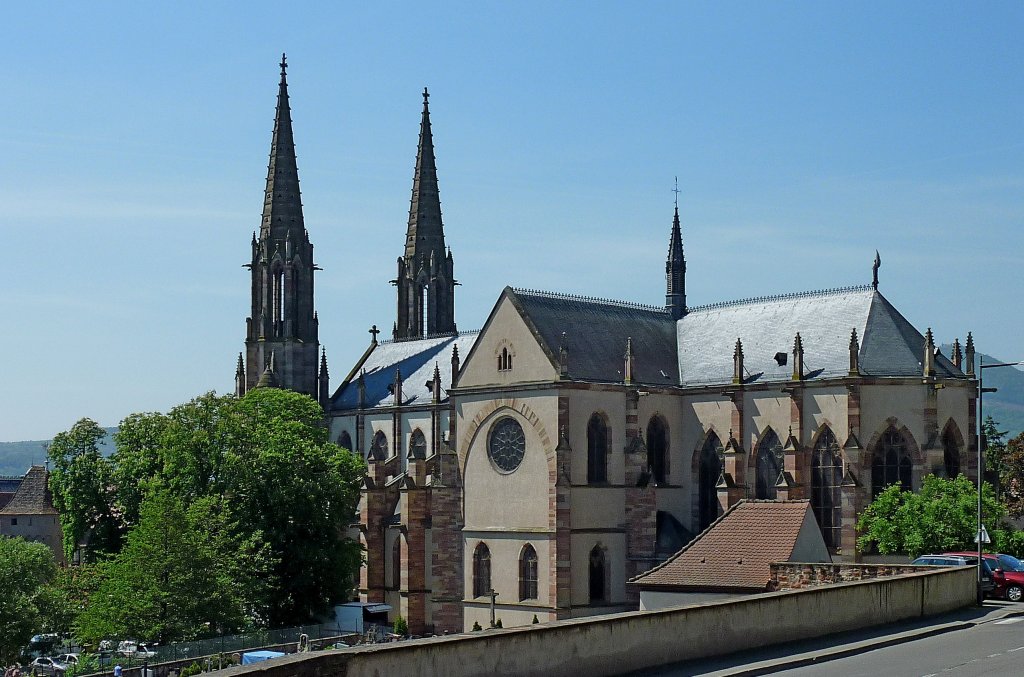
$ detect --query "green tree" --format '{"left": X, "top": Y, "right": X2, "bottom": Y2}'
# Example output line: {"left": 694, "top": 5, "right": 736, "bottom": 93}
{"left": 999, "top": 432, "right": 1024, "bottom": 518}
{"left": 75, "top": 487, "right": 272, "bottom": 644}
{"left": 224, "top": 388, "right": 365, "bottom": 625}
{"left": 0, "top": 537, "right": 57, "bottom": 663}
{"left": 857, "top": 474, "right": 1004, "bottom": 558}
{"left": 47, "top": 418, "right": 120, "bottom": 560}
{"left": 984, "top": 415, "right": 1009, "bottom": 496}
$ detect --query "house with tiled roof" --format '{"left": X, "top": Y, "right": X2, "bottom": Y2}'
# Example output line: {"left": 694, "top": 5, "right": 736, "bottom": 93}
{"left": 0, "top": 465, "right": 64, "bottom": 563}
{"left": 629, "top": 500, "right": 830, "bottom": 609}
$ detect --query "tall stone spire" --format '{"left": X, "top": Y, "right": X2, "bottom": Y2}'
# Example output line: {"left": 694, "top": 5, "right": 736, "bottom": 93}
{"left": 261, "top": 54, "right": 305, "bottom": 241}
{"left": 394, "top": 88, "right": 457, "bottom": 339}
{"left": 665, "top": 200, "right": 686, "bottom": 320}
{"left": 243, "top": 54, "right": 320, "bottom": 397}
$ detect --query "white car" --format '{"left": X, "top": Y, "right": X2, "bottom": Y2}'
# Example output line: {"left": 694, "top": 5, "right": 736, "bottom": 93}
{"left": 29, "top": 657, "right": 67, "bottom": 677}
{"left": 117, "top": 642, "right": 157, "bottom": 660}
{"left": 53, "top": 656, "right": 78, "bottom": 667}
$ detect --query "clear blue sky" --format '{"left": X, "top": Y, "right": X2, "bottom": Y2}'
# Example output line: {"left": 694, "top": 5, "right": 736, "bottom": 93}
{"left": 2, "top": 2, "right": 1022, "bottom": 441}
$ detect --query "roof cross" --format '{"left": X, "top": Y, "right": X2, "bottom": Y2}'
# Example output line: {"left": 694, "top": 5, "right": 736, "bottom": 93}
{"left": 369, "top": 324, "right": 380, "bottom": 343}
{"left": 672, "top": 176, "right": 680, "bottom": 209}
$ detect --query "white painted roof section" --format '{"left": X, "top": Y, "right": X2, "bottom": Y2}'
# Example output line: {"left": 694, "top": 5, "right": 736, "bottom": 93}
{"left": 332, "top": 332, "right": 479, "bottom": 410}
{"left": 677, "top": 287, "right": 962, "bottom": 386}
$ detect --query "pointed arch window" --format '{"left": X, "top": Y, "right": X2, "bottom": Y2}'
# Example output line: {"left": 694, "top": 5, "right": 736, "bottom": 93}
{"left": 409, "top": 429, "right": 427, "bottom": 459}
{"left": 811, "top": 427, "right": 843, "bottom": 550}
{"left": 519, "top": 544, "right": 539, "bottom": 601}
{"left": 472, "top": 542, "right": 491, "bottom": 598}
{"left": 338, "top": 430, "right": 353, "bottom": 452}
{"left": 589, "top": 545, "right": 607, "bottom": 603}
{"left": 370, "top": 430, "right": 388, "bottom": 461}
{"left": 497, "top": 346, "right": 513, "bottom": 372}
{"left": 698, "top": 433, "right": 723, "bottom": 531}
{"left": 943, "top": 427, "right": 961, "bottom": 478}
{"left": 647, "top": 416, "right": 669, "bottom": 485}
{"left": 755, "top": 429, "right": 784, "bottom": 499}
{"left": 587, "top": 414, "right": 609, "bottom": 484}
{"left": 872, "top": 427, "right": 912, "bottom": 498}
{"left": 389, "top": 537, "right": 402, "bottom": 590}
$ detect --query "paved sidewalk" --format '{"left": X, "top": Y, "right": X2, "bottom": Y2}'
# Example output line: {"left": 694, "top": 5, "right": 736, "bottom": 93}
{"left": 639, "top": 601, "right": 1024, "bottom": 676}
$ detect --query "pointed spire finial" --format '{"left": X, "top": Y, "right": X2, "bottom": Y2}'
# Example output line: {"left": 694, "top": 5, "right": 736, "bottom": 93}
{"left": 672, "top": 176, "right": 680, "bottom": 209}
{"left": 624, "top": 337, "right": 634, "bottom": 385}
{"left": 280, "top": 53, "right": 287, "bottom": 78}
{"left": 872, "top": 250, "right": 881, "bottom": 289}
{"left": 423, "top": 86, "right": 429, "bottom": 104}
{"left": 849, "top": 328, "right": 860, "bottom": 376}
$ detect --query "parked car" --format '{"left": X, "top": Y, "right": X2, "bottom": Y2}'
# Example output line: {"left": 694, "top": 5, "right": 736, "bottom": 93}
{"left": 53, "top": 655, "right": 78, "bottom": 667}
{"left": 117, "top": 642, "right": 157, "bottom": 660}
{"left": 28, "top": 657, "right": 67, "bottom": 677}
{"left": 911, "top": 554, "right": 1001, "bottom": 596}
{"left": 943, "top": 551, "right": 1024, "bottom": 602}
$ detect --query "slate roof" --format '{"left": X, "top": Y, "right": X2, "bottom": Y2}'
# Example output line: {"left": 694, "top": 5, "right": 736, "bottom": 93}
{"left": 678, "top": 287, "right": 963, "bottom": 386}
{"left": 508, "top": 288, "right": 678, "bottom": 385}
{"left": 331, "top": 332, "right": 479, "bottom": 411}
{"left": 630, "top": 500, "right": 816, "bottom": 591}
{"left": 0, "top": 466, "right": 58, "bottom": 516}
{"left": 0, "top": 476, "right": 22, "bottom": 510}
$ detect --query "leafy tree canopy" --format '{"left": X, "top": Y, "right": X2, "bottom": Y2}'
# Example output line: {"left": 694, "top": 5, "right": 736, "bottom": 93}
{"left": 59, "top": 387, "right": 364, "bottom": 638}
{"left": 999, "top": 431, "right": 1024, "bottom": 518}
{"left": 75, "top": 488, "right": 275, "bottom": 645}
{"left": 0, "top": 537, "right": 57, "bottom": 663}
{"left": 857, "top": 474, "right": 1004, "bottom": 558}
{"left": 46, "top": 418, "right": 121, "bottom": 561}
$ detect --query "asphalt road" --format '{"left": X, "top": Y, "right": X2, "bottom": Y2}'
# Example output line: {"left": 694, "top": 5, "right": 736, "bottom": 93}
{"left": 773, "top": 614, "right": 1024, "bottom": 677}
{"left": 636, "top": 602, "right": 1024, "bottom": 677}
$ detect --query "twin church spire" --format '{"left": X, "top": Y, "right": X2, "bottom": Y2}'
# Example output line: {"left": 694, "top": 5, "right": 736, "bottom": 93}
{"left": 238, "top": 56, "right": 684, "bottom": 399}
{"left": 394, "top": 88, "right": 457, "bottom": 340}
{"left": 239, "top": 58, "right": 458, "bottom": 404}
{"left": 241, "top": 54, "right": 321, "bottom": 400}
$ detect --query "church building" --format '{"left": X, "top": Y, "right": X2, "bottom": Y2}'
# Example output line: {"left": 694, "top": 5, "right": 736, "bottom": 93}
{"left": 235, "top": 59, "right": 978, "bottom": 636}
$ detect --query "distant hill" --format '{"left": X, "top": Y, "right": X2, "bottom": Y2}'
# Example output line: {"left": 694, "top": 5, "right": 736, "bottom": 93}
{"left": 0, "top": 428, "right": 117, "bottom": 477}
{"left": 940, "top": 346, "right": 1024, "bottom": 438}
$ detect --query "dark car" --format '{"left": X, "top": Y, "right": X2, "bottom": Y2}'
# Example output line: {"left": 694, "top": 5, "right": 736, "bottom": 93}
{"left": 911, "top": 554, "right": 1001, "bottom": 596}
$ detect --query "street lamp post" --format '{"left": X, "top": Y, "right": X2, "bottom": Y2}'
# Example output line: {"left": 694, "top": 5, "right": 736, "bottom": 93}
{"left": 977, "top": 357, "right": 1023, "bottom": 605}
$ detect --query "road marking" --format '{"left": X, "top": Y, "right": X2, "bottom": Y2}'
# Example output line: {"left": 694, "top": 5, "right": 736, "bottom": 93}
{"left": 995, "top": 618, "right": 1023, "bottom": 625}
{"left": 1010, "top": 646, "right": 1024, "bottom": 653}
{"left": 988, "top": 653, "right": 1003, "bottom": 658}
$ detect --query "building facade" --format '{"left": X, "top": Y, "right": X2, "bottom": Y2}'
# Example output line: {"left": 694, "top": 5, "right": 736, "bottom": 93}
{"left": 236, "top": 59, "right": 978, "bottom": 635}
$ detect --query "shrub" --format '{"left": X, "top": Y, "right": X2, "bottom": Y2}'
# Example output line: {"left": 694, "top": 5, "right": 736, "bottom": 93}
{"left": 393, "top": 614, "right": 408, "bottom": 637}
{"left": 472, "top": 621, "right": 482, "bottom": 631}
{"left": 532, "top": 614, "right": 539, "bottom": 624}
{"left": 179, "top": 662, "right": 203, "bottom": 677}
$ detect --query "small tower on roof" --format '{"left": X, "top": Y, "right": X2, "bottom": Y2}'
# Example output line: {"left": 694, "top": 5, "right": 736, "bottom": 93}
{"left": 666, "top": 178, "right": 686, "bottom": 320}
{"left": 242, "top": 54, "right": 320, "bottom": 397}
{"left": 394, "top": 87, "right": 457, "bottom": 340}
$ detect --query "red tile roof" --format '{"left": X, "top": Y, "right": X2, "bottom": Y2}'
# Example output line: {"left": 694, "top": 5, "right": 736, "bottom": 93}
{"left": 0, "top": 466, "right": 58, "bottom": 516}
{"left": 630, "top": 500, "right": 814, "bottom": 592}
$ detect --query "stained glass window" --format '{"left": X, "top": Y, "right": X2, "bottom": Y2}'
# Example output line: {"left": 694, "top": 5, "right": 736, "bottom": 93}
{"left": 811, "top": 427, "right": 843, "bottom": 550}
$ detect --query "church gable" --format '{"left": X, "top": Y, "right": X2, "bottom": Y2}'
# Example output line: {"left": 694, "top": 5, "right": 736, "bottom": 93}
{"left": 457, "top": 290, "right": 559, "bottom": 388}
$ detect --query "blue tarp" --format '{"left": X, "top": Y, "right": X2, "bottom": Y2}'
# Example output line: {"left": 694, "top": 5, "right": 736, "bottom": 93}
{"left": 241, "top": 651, "right": 286, "bottom": 665}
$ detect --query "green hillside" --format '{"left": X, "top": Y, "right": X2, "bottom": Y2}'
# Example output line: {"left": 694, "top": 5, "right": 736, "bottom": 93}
{"left": 0, "top": 428, "right": 116, "bottom": 477}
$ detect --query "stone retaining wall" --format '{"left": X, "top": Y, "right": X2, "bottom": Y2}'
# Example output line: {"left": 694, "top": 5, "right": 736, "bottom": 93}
{"left": 217, "top": 566, "right": 975, "bottom": 677}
